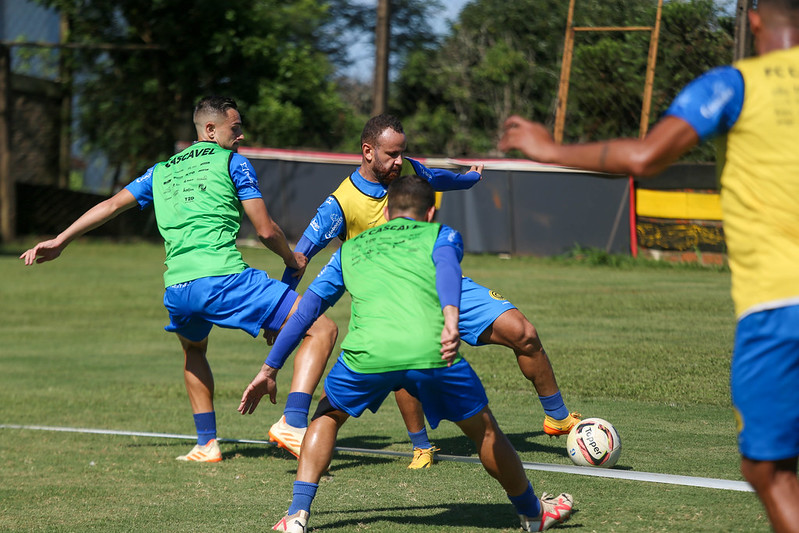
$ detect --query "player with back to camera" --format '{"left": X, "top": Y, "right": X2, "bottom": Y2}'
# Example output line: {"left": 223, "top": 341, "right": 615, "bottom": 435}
{"left": 238, "top": 174, "right": 574, "bottom": 532}
{"left": 498, "top": 1, "right": 799, "bottom": 530}
{"left": 20, "top": 96, "right": 337, "bottom": 464}
{"left": 264, "top": 113, "right": 580, "bottom": 469}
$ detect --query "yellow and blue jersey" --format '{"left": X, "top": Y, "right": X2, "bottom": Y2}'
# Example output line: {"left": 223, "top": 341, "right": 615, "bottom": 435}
{"left": 300, "top": 158, "right": 480, "bottom": 248}
{"left": 665, "top": 47, "right": 799, "bottom": 318}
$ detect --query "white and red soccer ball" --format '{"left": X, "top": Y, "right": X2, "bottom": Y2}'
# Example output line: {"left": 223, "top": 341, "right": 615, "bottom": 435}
{"left": 566, "top": 417, "right": 621, "bottom": 468}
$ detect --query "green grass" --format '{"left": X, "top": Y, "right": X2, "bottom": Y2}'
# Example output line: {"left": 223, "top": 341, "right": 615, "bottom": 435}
{"left": 0, "top": 239, "right": 769, "bottom": 532}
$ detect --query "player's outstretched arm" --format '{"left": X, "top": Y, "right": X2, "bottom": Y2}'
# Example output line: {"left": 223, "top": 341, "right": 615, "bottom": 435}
{"left": 20, "top": 189, "right": 138, "bottom": 266}
{"left": 238, "top": 363, "right": 279, "bottom": 414}
{"left": 407, "top": 157, "right": 483, "bottom": 191}
{"left": 498, "top": 115, "right": 699, "bottom": 178}
{"left": 242, "top": 198, "right": 306, "bottom": 273}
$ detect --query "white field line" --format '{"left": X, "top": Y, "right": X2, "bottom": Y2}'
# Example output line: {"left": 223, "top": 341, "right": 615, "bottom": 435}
{"left": 1, "top": 424, "right": 752, "bottom": 493}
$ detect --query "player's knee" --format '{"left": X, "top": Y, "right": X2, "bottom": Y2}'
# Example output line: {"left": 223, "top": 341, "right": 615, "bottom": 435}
{"left": 310, "top": 314, "right": 338, "bottom": 345}
{"left": 742, "top": 457, "right": 799, "bottom": 494}
{"left": 511, "top": 319, "right": 542, "bottom": 354}
{"left": 458, "top": 407, "right": 496, "bottom": 444}
{"left": 741, "top": 457, "right": 776, "bottom": 491}
{"left": 182, "top": 342, "right": 208, "bottom": 360}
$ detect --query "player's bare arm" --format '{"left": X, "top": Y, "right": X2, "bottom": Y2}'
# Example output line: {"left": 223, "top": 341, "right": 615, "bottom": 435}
{"left": 498, "top": 115, "right": 699, "bottom": 178}
{"left": 238, "top": 363, "right": 279, "bottom": 414}
{"left": 440, "top": 305, "right": 460, "bottom": 366}
{"left": 20, "top": 189, "right": 138, "bottom": 266}
{"left": 241, "top": 198, "right": 306, "bottom": 271}
{"left": 468, "top": 163, "right": 484, "bottom": 178}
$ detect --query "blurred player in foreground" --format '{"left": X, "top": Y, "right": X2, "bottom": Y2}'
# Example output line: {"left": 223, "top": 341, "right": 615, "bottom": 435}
{"left": 266, "top": 113, "right": 579, "bottom": 469}
{"left": 239, "top": 175, "right": 574, "bottom": 532}
{"left": 499, "top": 1, "right": 799, "bottom": 530}
{"left": 20, "top": 96, "right": 336, "bottom": 463}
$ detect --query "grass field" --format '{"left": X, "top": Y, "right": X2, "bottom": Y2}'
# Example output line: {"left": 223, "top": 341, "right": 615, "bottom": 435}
{"left": 0, "top": 239, "right": 770, "bottom": 532}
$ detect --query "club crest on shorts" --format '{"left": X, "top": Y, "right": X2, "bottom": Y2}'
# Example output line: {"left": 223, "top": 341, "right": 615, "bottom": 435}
{"left": 488, "top": 289, "right": 506, "bottom": 301}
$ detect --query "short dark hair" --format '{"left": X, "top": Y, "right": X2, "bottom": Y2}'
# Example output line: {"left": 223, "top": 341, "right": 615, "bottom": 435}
{"left": 193, "top": 96, "right": 238, "bottom": 121}
{"left": 361, "top": 114, "right": 404, "bottom": 146}
{"left": 387, "top": 174, "right": 435, "bottom": 219}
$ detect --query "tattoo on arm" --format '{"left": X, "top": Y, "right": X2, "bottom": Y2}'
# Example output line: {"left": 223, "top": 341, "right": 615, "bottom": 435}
{"left": 599, "top": 143, "right": 610, "bottom": 172}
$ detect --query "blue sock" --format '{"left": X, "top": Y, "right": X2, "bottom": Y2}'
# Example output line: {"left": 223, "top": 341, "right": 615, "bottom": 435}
{"left": 287, "top": 481, "right": 318, "bottom": 515}
{"left": 193, "top": 411, "right": 216, "bottom": 446}
{"left": 284, "top": 392, "right": 312, "bottom": 428}
{"left": 508, "top": 481, "right": 541, "bottom": 518}
{"left": 408, "top": 428, "right": 431, "bottom": 450}
{"left": 539, "top": 391, "right": 569, "bottom": 420}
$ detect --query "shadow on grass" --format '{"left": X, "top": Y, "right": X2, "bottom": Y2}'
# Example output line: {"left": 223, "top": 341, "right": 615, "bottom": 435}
{"left": 411, "top": 430, "right": 570, "bottom": 459}
{"left": 333, "top": 430, "right": 567, "bottom": 458}
{"left": 311, "top": 502, "right": 580, "bottom": 530}
{"left": 128, "top": 439, "right": 296, "bottom": 462}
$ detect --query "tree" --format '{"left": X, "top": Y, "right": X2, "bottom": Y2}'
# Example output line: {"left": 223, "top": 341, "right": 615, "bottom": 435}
{"left": 566, "top": 0, "right": 733, "bottom": 156}
{"left": 323, "top": 0, "right": 443, "bottom": 76}
{"left": 35, "top": 0, "right": 361, "bottom": 178}
{"left": 394, "top": 0, "right": 733, "bottom": 159}
{"left": 395, "top": 0, "right": 574, "bottom": 156}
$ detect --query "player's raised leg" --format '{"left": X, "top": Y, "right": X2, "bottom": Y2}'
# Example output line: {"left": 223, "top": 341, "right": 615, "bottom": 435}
{"left": 392, "top": 281, "right": 579, "bottom": 468}
{"left": 176, "top": 335, "right": 222, "bottom": 462}
{"left": 477, "top": 307, "right": 580, "bottom": 437}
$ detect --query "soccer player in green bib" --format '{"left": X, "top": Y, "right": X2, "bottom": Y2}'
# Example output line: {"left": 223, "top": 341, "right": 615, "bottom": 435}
{"left": 240, "top": 175, "right": 574, "bottom": 532}
{"left": 272, "top": 114, "right": 580, "bottom": 470}
{"left": 20, "top": 96, "right": 337, "bottom": 463}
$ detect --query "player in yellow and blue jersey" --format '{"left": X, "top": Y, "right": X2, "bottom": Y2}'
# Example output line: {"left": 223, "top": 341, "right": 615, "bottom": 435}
{"left": 267, "top": 114, "right": 580, "bottom": 469}
{"left": 499, "top": 1, "right": 799, "bottom": 529}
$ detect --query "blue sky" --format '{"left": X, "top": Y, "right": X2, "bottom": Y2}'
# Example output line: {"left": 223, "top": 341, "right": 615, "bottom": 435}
{"left": 341, "top": 0, "right": 471, "bottom": 81}
{"left": 341, "top": 0, "right": 737, "bottom": 81}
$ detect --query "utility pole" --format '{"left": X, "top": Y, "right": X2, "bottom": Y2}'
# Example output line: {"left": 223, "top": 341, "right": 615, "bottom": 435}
{"left": 734, "top": 0, "right": 753, "bottom": 61}
{"left": 0, "top": 44, "right": 13, "bottom": 243}
{"left": 372, "top": 0, "right": 390, "bottom": 116}
{"left": 58, "top": 13, "right": 72, "bottom": 189}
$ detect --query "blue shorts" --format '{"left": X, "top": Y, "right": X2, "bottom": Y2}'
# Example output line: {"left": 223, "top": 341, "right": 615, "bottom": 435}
{"left": 459, "top": 276, "right": 517, "bottom": 346}
{"left": 323, "top": 357, "right": 489, "bottom": 429}
{"left": 731, "top": 305, "right": 799, "bottom": 461}
{"left": 163, "top": 268, "right": 297, "bottom": 342}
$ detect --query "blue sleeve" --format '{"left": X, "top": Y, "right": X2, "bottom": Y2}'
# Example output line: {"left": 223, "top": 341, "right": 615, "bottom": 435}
{"left": 229, "top": 153, "right": 262, "bottom": 201}
{"left": 264, "top": 251, "right": 345, "bottom": 368}
{"left": 280, "top": 235, "right": 325, "bottom": 289}
{"left": 301, "top": 196, "right": 346, "bottom": 247}
{"left": 407, "top": 157, "right": 482, "bottom": 191}
{"left": 307, "top": 250, "right": 346, "bottom": 306}
{"left": 664, "top": 66, "right": 744, "bottom": 142}
{"left": 434, "top": 224, "right": 464, "bottom": 261}
{"left": 264, "top": 291, "right": 329, "bottom": 369}
{"left": 432, "top": 225, "right": 464, "bottom": 309}
{"left": 124, "top": 165, "right": 156, "bottom": 209}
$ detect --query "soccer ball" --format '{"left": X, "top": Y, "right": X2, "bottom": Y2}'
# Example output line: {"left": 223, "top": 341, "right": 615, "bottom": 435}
{"left": 566, "top": 417, "right": 621, "bottom": 468}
